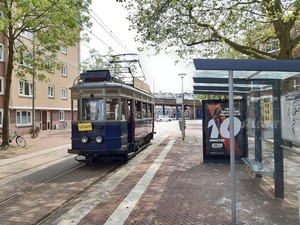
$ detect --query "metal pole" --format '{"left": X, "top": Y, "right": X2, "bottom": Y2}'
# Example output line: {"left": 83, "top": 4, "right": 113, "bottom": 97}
{"left": 181, "top": 77, "right": 185, "bottom": 140}
{"left": 153, "top": 79, "right": 156, "bottom": 118}
{"left": 178, "top": 73, "right": 187, "bottom": 140}
{"left": 229, "top": 70, "right": 236, "bottom": 224}
{"left": 32, "top": 41, "right": 35, "bottom": 131}
{"left": 193, "top": 95, "right": 196, "bottom": 120}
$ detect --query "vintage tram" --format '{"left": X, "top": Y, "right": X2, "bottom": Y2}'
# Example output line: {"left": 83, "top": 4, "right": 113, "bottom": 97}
{"left": 68, "top": 54, "right": 155, "bottom": 163}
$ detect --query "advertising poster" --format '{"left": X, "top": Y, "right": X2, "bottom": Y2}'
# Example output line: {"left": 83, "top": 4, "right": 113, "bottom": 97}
{"left": 281, "top": 92, "right": 300, "bottom": 144}
{"left": 202, "top": 100, "right": 247, "bottom": 163}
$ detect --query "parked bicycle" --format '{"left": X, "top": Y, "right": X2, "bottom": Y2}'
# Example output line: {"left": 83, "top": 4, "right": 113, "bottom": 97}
{"left": 1, "top": 131, "right": 27, "bottom": 148}
{"left": 60, "top": 121, "right": 68, "bottom": 129}
{"left": 29, "top": 125, "right": 40, "bottom": 139}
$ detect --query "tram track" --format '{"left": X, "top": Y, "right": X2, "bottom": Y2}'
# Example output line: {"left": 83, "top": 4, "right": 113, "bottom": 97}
{"left": 0, "top": 144, "right": 71, "bottom": 167}
{"left": 0, "top": 158, "right": 124, "bottom": 225}
{"left": 0, "top": 163, "right": 85, "bottom": 206}
{"left": 34, "top": 162, "right": 124, "bottom": 225}
{"left": 0, "top": 154, "right": 73, "bottom": 182}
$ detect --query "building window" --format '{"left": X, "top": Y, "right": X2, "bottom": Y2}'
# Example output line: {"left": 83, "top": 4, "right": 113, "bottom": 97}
{"left": 20, "top": 30, "right": 34, "bottom": 40}
{"left": 0, "top": 77, "right": 4, "bottom": 95}
{"left": 48, "top": 85, "right": 54, "bottom": 98}
{"left": 0, "top": 43, "right": 4, "bottom": 62}
{"left": 62, "top": 88, "right": 67, "bottom": 99}
{"left": 16, "top": 110, "right": 32, "bottom": 125}
{"left": 60, "top": 46, "right": 67, "bottom": 54}
{"left": 46, "top": 60, "right": 54, "bottom": 73}
{"left": 20, "top": 51, "right": 32, "bottom": 68}
{"left": 59, "top": 111, "right": 65, "bottom": 121}
{"left": 0, "top": 110, "right": 3, "bottom": 127}
{"left": 61, "top": 65, "right": 67, "bottom": 76}
{"left": 19, "top": 80, "right": 33, "bottom": 97}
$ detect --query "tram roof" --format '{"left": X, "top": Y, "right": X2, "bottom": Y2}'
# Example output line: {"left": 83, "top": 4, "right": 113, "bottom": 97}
{"left": 192, "top": 59, "right": 300, "bottom": 95}
{"left": 70, "top": 81, "right": 152, "bottom": 96}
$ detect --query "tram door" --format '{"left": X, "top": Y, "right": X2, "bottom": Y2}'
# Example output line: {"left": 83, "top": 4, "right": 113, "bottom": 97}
{"left": 127, "top": 99, "right": 135, "bottom": 153}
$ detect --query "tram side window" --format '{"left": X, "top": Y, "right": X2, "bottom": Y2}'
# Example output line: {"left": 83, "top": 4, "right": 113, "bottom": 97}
{"left": 106, "top": 98, "right": 119, "bottom": 120}
{"left": 121, "top": 98, "right": 126, "bottom": 121}
{"left": 142, "top": 102, "right": 147, "bottom": 118}
{"left": 148, "top": 104, "right": 153, "bottom": 118}
{"left": 83, "top": 99, "right": 104, "bottom": 121}
{"left": 135, "top": 101, "right": 142, "bottom": 119}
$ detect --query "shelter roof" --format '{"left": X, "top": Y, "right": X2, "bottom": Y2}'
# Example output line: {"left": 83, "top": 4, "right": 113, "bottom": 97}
{"left": 192, "top": 59, "right": 300, "bottom": 95}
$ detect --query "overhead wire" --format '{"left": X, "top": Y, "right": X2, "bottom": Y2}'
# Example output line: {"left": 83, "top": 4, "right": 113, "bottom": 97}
{"left": 49, "top": 2, "right": 122, "bottom": 55}
{"left": 39, "top": 2, "right": 141, "bottom": 77}
{"left": 89, "top": 8, "right": 132, "bottom": 53}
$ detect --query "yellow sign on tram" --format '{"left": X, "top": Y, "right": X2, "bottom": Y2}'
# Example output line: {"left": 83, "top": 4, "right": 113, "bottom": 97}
{"left": 78, "top": 123, "right": 92, "bottom": 131}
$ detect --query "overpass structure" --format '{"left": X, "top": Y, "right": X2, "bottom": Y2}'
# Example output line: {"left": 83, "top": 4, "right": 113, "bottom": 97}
{"left": 154, "top": 97, "right": 202, "bottom": 119}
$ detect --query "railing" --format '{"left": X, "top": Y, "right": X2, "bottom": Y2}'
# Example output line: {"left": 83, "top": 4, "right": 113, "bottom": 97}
{"left": 258, "top": 137, "right": 300, "bottom": 156}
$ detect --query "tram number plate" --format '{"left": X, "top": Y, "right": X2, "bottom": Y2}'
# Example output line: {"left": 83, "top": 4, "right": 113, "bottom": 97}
{"left": 78, "top": 123, "right": 92, "bottom": 131}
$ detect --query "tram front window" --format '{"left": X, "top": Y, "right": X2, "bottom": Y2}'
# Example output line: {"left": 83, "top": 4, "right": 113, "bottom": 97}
{"left": 83, "top": 99, "right": 104, "bottom": 121}
{"left": 106, "top": 98, "right": 119, "bottom": 120}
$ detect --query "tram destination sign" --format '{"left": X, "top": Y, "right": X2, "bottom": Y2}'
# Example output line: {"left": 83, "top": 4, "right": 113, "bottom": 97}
{"left": 81, "top": 69, "right": 110, "bottom": 82}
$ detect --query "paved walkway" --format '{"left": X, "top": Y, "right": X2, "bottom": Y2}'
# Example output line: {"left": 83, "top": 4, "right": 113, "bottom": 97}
{"left": 0, "top": 122, "right": 299, "bottom": 224}
{"left": 0, "top": 129, "right": 71, "bottom": 160}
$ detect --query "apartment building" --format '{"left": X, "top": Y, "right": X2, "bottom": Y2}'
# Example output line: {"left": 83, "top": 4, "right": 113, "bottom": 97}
{"left": 0, "top": 33, "right": 80, "bottom": 132}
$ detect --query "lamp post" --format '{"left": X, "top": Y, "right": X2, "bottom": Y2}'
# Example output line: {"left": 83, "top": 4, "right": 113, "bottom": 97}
{"left": 153, "top": 79, "right": 156, "bottom": 118}
{"left": 178, "top": 73, "right": 187, "bottom": 140}
{"left": 32, "top": 39, "right": 36, "bottom": 132}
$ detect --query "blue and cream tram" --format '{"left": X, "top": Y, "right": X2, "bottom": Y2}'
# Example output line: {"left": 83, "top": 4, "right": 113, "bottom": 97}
{"left": 68, "top": 67, "right": 155, "bottom": 163}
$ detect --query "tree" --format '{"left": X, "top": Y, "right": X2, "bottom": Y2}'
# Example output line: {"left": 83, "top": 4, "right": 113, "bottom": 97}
{"left": 118, "top": 0, "right": 300, "bottom": 60}
{"left": 0, "top": 0, "right": 92, "bottom": 148}
{"left": 80, "top": 48, "right": 113, "bottom": 71}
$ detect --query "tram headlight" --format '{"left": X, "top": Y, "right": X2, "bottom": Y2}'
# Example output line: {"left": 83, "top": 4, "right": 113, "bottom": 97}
{"left": 81, "top": 135, "right": 89, "bottom": 143}
{"left": 95, "top": 136, "right": 103, "bottom": 143}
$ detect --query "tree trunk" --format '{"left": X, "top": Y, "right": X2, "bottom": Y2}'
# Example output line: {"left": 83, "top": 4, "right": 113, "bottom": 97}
{"left": 1, "top": 36, "right": 14, "bottom": 149}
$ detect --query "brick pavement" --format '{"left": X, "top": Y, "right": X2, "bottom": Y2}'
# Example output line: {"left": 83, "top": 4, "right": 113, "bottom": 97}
{"left": 77, "top": 120, "right": 299, "bottom": 225}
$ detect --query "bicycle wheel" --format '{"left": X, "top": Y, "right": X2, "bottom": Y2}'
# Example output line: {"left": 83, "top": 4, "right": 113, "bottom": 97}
{"left": 30, "top": 131, "right": 37, "bottom": 139}
{"left": 35, "top": 128, "right": 40, "bottom": 138}
{"left": 30, "top": 130, "right": 38, "bottom": 139}
{"left": 16, "top": 136, "right": 26, "bottom": 148}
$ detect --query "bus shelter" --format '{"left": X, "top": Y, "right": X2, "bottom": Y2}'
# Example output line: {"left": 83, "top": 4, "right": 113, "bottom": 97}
{"left": 192, "top": 59, "right": 300, "bottom": 222}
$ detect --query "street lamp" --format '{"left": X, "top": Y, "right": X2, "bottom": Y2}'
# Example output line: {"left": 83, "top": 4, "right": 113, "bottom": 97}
{"left": 153, "top": 79, "right": 156, "bottom": 118}
{"left": 178, "top": 73, "right": 187, "bottom": 140}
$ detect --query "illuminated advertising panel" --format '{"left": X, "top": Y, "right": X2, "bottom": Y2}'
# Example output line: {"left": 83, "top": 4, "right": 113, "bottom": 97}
{"left": 281, "top": 92, "right": 300, "bottom": 144}
{"left": 202, "top": 99, "right": 247, "bottom": 163}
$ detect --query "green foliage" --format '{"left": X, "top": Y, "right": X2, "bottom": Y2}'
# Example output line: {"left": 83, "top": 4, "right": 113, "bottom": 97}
{"left": 0, "top": 0, "right": 92, "bottom": 148}
{"left": 81, "top": 48, "right": 112, "bottom": 71}
{"left": 0, "top": 0, "right": 92, "bottom": 80}
{"left": 121, "top": 0, "right": 300, "bottom": 60}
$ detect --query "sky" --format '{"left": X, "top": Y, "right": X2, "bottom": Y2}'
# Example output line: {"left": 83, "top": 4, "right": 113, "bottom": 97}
{"left": 80, "top": 0, "right": 195, "bottom": 94}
